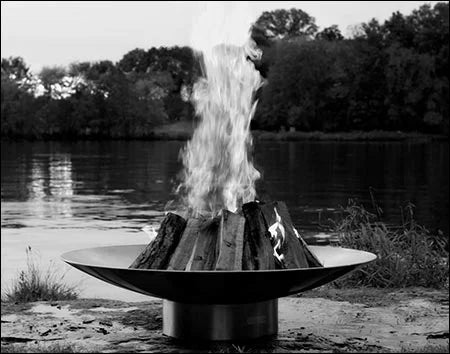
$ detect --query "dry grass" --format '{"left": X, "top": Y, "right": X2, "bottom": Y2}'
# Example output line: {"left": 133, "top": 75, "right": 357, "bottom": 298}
{"left": 332, "top": 200, "right": 448, "bottom": 288}
{"left": 1, "top": 247, "right": 79, "bottom": 303}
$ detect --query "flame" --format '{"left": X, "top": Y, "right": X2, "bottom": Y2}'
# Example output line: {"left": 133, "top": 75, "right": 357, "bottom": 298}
{"left": 178, "top": 3, "right": 262, "bottom": 216}
{"left": 268, "top": 207, "right": 285, "bottom": 262}
{"left": 142, "top": 224, "right": 158, "bottom": 243}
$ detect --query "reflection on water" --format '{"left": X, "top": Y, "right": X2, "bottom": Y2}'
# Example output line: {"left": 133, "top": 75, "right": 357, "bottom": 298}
{"left": 29, "top": 154, "right": 74, "bottom": 219}
{"left": 30, "top": 159, "right": 46, "bottom": 200}
{"left": 1, "top": 140, "right": 449, "bottom": 236}
{"left": 48, "top": 154, "right": 74, "bottom": 198}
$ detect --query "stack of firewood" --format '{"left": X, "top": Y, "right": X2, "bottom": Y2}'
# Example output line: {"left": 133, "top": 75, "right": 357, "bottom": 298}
{"left": 129, "top": 201, "right": 322, "bottom": 271}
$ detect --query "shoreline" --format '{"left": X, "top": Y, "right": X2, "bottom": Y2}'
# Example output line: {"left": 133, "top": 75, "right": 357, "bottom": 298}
{"left": 1, "top": 129, "right": 448, "bottom": 142}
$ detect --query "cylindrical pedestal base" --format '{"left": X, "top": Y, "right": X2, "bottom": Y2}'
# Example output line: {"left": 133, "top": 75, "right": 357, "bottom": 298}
{"left": 163, "top": 299, "right": 278, "bottom": 341}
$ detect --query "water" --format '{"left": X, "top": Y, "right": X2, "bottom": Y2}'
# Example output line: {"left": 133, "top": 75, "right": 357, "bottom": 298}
{"left": 1, "top": 140, "right": 448, "bottom": 300}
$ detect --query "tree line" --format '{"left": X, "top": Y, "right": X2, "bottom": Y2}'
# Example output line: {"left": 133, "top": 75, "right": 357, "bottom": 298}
{"left": 1, "top": 2, "right": 448, "bottom": 139}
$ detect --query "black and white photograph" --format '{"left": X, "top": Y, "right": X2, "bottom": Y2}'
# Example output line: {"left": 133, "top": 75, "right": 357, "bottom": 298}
{"left": 1, "top": 1, "right": 448, "bottom": 353}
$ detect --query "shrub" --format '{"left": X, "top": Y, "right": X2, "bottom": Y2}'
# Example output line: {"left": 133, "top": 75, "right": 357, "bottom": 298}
{"left": 1, "top": 247, "right": 79, "bottom": 302}
{"left": 333, "top": 200, "right": 448, "bottom": 288}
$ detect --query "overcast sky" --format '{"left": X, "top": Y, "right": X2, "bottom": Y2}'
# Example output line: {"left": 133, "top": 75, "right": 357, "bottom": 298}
{"left": 1, "top": 1, "right": 440, "bottom": 73}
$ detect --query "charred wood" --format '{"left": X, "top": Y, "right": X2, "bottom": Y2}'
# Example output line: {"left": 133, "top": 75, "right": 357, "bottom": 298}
{"left": 129, "top": 213, "right": 186, "bottom": 269}
{"left": 215, "top": 210, "right": 245, "bottom": 271}
{"left": 242, "top": 202, "right": 277, "bottom": 270}
{"left": 188, "top": 217, "right": 220, "bottom": 271}
{"left": 168, "top": 217, "right": 204, "bottom": 270}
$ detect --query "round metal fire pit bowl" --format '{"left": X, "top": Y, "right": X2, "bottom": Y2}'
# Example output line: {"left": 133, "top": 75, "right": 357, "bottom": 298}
{"left": 61, "top": 244, "right": 376, "bottom": 341}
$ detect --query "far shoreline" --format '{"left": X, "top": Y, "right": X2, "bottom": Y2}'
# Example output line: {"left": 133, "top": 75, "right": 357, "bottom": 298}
{"left": 1, "top": 127, "right": 448, "bottom": 143}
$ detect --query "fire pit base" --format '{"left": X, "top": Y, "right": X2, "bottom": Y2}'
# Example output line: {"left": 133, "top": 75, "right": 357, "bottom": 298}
{"left": 162, "top": 299, "right": 278, "bottom": 341}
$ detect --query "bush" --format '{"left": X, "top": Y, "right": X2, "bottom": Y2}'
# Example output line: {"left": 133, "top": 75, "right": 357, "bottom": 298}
{"left": 1, "top": 247, "right": 79, "bottom": 302}
{"left": 333, "top": 200, "right": 448, "bottom": 288}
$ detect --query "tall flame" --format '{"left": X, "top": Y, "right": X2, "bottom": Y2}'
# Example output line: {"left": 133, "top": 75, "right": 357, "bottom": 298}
{"left": 178, "top": 2, "right": 262, "bottom": 216}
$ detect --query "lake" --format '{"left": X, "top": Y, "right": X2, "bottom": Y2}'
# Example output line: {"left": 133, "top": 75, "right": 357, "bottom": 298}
{"left": 1, "top": 140, "right": 448, "bottom": 300}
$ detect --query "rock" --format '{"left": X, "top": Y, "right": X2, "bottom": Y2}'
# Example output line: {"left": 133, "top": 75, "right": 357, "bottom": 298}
{"left": 40, "top": 329, "right": 51, "bottom": 336}
{"left": 426, "top": 330, "right": 449, "bottom": 339}
{"left": 96, "top": 327, "right": 109, "bottom": 335}
{"left": 99, "top": 321, "right": 113, "bottom": 327}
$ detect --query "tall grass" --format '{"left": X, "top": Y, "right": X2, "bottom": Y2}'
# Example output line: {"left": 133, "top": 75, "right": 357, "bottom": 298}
{"left": 1, "top": 247, "right": 79, "bottom": 303}
{"left": 333, "top": 200, "right": 448, "bottom": 288}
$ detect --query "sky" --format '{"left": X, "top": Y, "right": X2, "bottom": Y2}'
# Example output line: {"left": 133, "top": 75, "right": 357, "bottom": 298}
{"left": 1, "top": 1, "right": 440, "bottom": 73}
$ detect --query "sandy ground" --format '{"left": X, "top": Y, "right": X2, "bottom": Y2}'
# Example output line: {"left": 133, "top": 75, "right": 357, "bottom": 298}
{"left": 1, "top": 288, "right": 448, "bottom": 353}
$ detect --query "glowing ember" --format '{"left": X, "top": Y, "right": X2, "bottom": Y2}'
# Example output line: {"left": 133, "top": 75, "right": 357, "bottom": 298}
{"left": 178, "top": 2, "right": 262, "bottom": 216}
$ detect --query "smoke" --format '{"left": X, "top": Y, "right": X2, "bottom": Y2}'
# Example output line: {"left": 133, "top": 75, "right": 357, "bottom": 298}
{"left": 178, "top": 2, "right": 262, "bottom": 216}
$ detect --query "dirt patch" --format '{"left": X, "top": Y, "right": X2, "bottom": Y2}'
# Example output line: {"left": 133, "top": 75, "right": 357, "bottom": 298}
{"left": 1, "top": 302, "right": 33, "bottom": 316}
{"left": 302, "top": 286, "right": 449, "bottom": 307}
{"left": 1, "top": 288, "right": 448, "bottom": 353}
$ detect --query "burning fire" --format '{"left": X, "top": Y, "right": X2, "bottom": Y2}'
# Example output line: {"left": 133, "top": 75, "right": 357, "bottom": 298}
{"left": 178, "top": 2, "right": 262, "bottom": 217}
{"left": 130, "top": 3, "right": 325, "bottom": 274}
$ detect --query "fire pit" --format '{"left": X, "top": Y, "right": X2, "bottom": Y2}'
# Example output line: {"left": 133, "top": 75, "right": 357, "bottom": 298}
{"left": 61, "top": 244, "right": 376, "bottom": 340}
{"left": 61, "top": 4, "right": 377, "bottom": 341}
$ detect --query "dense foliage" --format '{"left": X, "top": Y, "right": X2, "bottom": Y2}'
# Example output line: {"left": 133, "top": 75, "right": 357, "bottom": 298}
{"left": 1, "top": 3, "right": 448, "bottom": 139}
{"left": 252, "top": 3, "right": 449, "bottom": 134}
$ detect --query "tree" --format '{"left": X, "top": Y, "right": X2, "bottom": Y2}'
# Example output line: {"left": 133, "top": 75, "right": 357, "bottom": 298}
{"left": 1, "top": 57, "right": 42, "bottom": 138}
{"left": 117, "top": 48, "right": 149, "bottom": 73}
{"left": 251, "top": 8, "right": 318, "bottom": 46}
{"left": 39, "top": 66, "right": 67, "bottom": 98}
{"left": 1, "top": 74, "right": 38, "bottom": 138}
{"left": 384, "top": 11, "right": 415, "bottom": 48}
{"left": 316, "top": 25, "right": 344, "bottom": 41}
{"left": 409, "top": 3, "right": 449, "bottom": 55}
{"left": 1, "top": 56, "right": 31, "bottom": 81}
{"left": 384, "top": 45, "right": 435, "bottom": 130}
{"left": 254, "top": 41, "right": 346, "bottom": 131}
{"left": 68, "top": 61, "right": 92, "bottom": 77}
{"left": 354, "top": 18, "right": 386, "bottom": 48}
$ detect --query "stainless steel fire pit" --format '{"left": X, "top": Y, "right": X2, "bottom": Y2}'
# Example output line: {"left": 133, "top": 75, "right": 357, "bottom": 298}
{"left": 61, "top": 244, "right": 376, "bottom": 341}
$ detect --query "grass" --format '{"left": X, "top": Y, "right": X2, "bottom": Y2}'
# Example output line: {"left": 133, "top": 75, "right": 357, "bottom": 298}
{"left": 331, "top": 199, "right": 449, "bottom": 288}
{"left": 1, "top": 246, "right": 79, "bottom": 303}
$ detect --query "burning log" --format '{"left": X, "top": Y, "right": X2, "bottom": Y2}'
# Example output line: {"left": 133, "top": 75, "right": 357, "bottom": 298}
{"left": 167, "top": 218, "right": 204, "bottom": 270}
{"left": 130, "top": 201, "right": 322, "bottom": 271}
{"left": 215, "top": 210, "right": 245, "bottom": 271}
{"left": 274, "top": 202, "right": 323, "bottom": 268}
{"left": 242, "top": 224, "right": 256, "bottom": 270}
{"left": 188, "top": 217, "right": 220, "bottom": 271}
{"left": 242, "top": 202, "right": 277, "bottom": 270}
{"left": 260, "top": 202, "right": 308, "bottom": 269}
{"left": 129, "top": 213, "right": 186, "bottom": 269}
{"left": 260, "top": 202, "right": 322, "bottom": 268}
